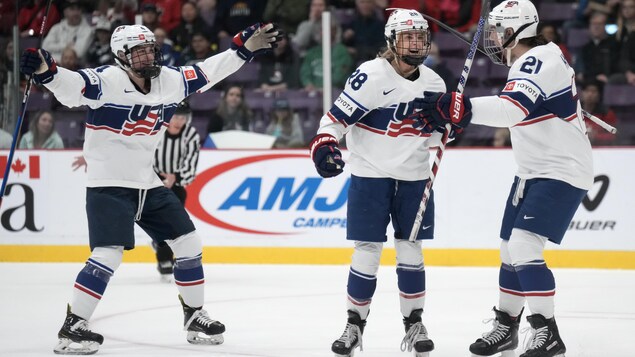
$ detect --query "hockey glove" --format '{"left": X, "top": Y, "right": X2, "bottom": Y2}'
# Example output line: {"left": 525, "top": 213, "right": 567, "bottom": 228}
{"left": 231, "top": 23, "right": 282, "bottom": 62}
{"left": 310, "top": 134, "right": 345, "bottom": 178}
{"left": 410, "top": 91, "right": 472, "bottom": 134}
{"left": 20, "top": 48, "right": 57, "bottom": 84}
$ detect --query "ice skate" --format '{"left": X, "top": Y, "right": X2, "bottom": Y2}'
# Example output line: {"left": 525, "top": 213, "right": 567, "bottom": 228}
{"left": 53, "top": 305, "right": 103, "bottom": 355}
{"left": 400, "top": 309, "right": 434, "bottom": 357}
{"left": 520, "top": 314, "right": 566, "bottom": 357}
{"left": 179, "top": 295, "right": 225, "bottom": 345}
{"left": 470, "top": 307, "right": 522, "bottom": 357}
{"left": 332, "top": 310, "right": 365, "bottom": 357}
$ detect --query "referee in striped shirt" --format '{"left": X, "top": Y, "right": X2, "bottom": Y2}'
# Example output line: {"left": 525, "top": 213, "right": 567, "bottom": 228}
{"left": 152, "top": 100, "right": 201, "bottom": 281}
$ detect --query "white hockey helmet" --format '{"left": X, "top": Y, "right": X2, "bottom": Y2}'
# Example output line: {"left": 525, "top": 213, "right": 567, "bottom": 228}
{"left": 484, "top": 0, "right": 539, "bottom": 66}
{"left": 384, "top": 8, "right": 431, "bottom": 66}
{"left": 110, "top": 24, "right": 163, "bottom": 79}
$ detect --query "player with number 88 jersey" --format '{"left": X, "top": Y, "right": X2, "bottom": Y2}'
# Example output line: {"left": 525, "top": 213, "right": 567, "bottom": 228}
{"left": 308, "top": 8, "right": 457, "bottom": 357}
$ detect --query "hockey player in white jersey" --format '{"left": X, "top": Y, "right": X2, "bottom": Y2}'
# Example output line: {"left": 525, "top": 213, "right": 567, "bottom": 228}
{"left": 309, "top": 9, "right": 471, "bottom": 357}
{"left": 413, "top": 1, "right": 593, "bottom": 356}
{"left": 20, "top": 23, "right": 280, "bottom": 355}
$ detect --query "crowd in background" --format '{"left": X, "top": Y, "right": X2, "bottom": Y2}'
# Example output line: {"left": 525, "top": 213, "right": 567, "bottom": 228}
{"left": 0, "top": 0, "right": 633, "bottom": 149}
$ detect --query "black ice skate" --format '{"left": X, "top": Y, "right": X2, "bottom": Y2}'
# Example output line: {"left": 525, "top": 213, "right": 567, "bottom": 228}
{"left": 400, "top": 309, "right": 434, "bottom": 357}
{"left": 470, "top": 307, "right": 522, "bottom": 357}
{"left": 520, "top": 314, "right": 566, "bottom": 357}
{"left": 53, "top": 305, "right": 103, "bottom": 355}
{"left": 179, "top": 295, "right": 225, "bottom": 345}
{"left": 332, "top": 310, "right": 366, "bottom": 357}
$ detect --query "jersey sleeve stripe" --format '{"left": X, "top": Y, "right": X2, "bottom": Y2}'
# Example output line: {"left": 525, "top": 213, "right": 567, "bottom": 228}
{"left": 355, "top": 122, "right": 386, "bottom": 135}
{"left": 78, "top": 70, "right": 103, "bottom": 100}
{"left": 342, "top": 91, "right": 369, "bottom": 112}
{"left": 327, "top": 111, "right": 348, "bottom": 127}
{"left": 500, "top": 95, "right": 530, "bottom": 116}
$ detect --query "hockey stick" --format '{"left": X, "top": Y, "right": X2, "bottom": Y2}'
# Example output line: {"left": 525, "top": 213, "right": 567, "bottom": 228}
{"left": 582, "top": 110, "right": 617, "bottom": 134}
{"left": 409, "top": 0, "right": 491, "bottom": 242}
{"left": 422, "top": 13, "right": 488, "bottom": 57}
{"left": 0, "top": 0, "right": 53, "bottom": 208}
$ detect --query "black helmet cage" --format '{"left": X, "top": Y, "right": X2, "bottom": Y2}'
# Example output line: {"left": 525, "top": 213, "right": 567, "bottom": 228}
{"left": 115, "top": 42, "right": 163, "bottom": 80}
{"left": 387, "top": 28, "right": 431, "bottom": 66}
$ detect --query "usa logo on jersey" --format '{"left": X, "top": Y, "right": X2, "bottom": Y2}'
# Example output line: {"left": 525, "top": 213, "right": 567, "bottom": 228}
{"left": 121, "top": 105, "right": 164, "bottom": 136}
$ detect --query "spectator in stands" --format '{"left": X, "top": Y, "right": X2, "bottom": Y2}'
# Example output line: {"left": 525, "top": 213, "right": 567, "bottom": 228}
{"left": 60, "top": 46, "right": 80, "bottom": 71}
{"left": 266, "top": 98, "right": 305, "bottom": 148}
{"left": 257, "top": 33, "right": 300, "bottom": 92}
{"left": 179, "top": 32, "right": 216, "bottom": 66}
{"left": 300, "top": 18, "right": 353, "bottom": 90}
{"left": 610, "top": 0, "right": 635, "bottom": 85}
{"left": 206, "top": 85, "right": 254, "bottom": 133}
{"left": 214, "top": 0, "right": 265, "bottom": 39}
{"left": 294, "top": 0, "right": 340, "bottom": 57}
{"left": 586, "top": 0, "right": 622, "bottom": 24}
{"left": 197, "top": 0, "right": 218, "bottom": 28}
{"left": 425, "top": 0, "right": 482, "bottom": 34}
{"left": 424, "top": 42, "right": 456, "bottom": 91}
{"left": 42, "top": 0, "right": 93, "bottom": 62}
{"left": 18, "top": 0, "right": 61, "bottom": 38}
{"left": 0, "top": 128, "right": 12, "bottom": 148}
{"left": 539, "top": 22, "right": 572, "bottom": 63}
{"left": 263, "top": 0, "right": 311, "bottom": 35}
{"left": 342, "top": 0, "right": 385, "bottom": 63}
{"left": 86, "top": 18, "right": 114, "bottom": 67}
{"left": 154, "top": 27, "right": 180, "bottom": 66}
{"left": 170, "top": 1, "right": 213, "bottom": 54}
{"left": 581, "top": 79, "right": 619, "bottom": 145}
{"left": 576, "top": 12, "right": 619, "bottom": 83}
{"left": 142, "top": 0, "right": 183, "bottom": 33}
{"left": 141, "top": 3, "right": 161, "bottom": 32}
{"left": 19, "top": 110, "right": 64, "bottom": 149}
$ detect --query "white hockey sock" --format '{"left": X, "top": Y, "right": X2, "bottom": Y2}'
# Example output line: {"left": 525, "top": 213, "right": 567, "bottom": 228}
{"left": 71, "top": 246, "right": 123, "bottom": 320}
{"left": 395, "top": 240, "right": 426, "bottom": 317}
{"left": 167, "top": 231, "right": 205, "bottom": 308}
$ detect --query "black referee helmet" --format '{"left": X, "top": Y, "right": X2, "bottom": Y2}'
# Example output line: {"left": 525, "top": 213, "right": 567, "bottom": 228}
{"left": 175, "top": 100, "right": 192, "bottom": 115}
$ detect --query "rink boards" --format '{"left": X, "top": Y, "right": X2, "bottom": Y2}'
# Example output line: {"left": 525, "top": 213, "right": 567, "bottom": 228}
{"left": 1, "top": 148, "right": 633, "bottom": 269}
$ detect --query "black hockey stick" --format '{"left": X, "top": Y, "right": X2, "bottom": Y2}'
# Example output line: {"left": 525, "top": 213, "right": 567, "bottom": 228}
{"left": 409, "top": 0, "right": 491, "bottom": 241}
{"left": 0, "top": 0, "right": 54, "bottom": 208}
{"left": 422, "top": 13, "right": 488, "bottom": 56}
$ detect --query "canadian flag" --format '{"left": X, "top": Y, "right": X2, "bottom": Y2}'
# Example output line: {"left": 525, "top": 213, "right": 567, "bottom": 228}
{"left": 0, "top": 155, "right": 40, "bottom": 179}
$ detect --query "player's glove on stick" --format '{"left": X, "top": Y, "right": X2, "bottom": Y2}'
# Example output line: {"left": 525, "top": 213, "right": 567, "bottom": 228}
{"left": 231, "top": 23, "right": 282, "bottom": 62}
{"left": 20, "top": 48, "right": 57, "bottom": 84}
{"left": 310, "top": 134, "right": 345, "bottom": 178}
{"left": 410, "top": 91, "right": 472, "bottom": 133}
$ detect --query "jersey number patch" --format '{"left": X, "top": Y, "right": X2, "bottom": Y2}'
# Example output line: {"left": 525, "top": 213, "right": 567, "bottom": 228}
{"left": 519, "top": 56, "right": 543, "bottom": 74}
{"left": 348, "top": 69, "right": 368, "bottom": 91}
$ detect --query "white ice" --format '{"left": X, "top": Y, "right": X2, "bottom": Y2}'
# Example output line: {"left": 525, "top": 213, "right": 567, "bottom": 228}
{"left": 1, "top": 263, "right": 633, "bottom": 357}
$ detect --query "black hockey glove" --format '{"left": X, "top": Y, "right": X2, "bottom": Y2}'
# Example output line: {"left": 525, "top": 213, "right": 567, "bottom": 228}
{"left": 20, "top": 48, "right": 57, "bottom": 84}
{"left": 231, "top": 23, "right": 282, "bottom": 62}
{"left": 310, "top": 134, "right": 345, "bottom": 178}
{"left": 410, "top": 91, "right": 472, "bottom": 134}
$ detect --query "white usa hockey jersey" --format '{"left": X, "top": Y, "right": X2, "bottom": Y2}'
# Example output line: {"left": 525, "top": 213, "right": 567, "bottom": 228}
{"left": 317, "top": 58, "right": 446, "bottom": 181}
{"left": 44, "top": 50, "right": 245, "bottom": 189}
{"left": 471, "top": 43, "right": 593, "bottom": 190}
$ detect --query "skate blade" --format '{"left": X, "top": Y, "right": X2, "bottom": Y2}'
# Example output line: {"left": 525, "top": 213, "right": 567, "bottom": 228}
{"left": 159, "top": 274, "right": 173, "bottom": 283}
{"left": 471, "top": 351, "right": 516, "bottom": 357}
{"left": 333, "top": 352, "right": 355, "bottom": 357}
{"left": 53, "top": 339, "right": 99, "bottom": 355}
{"left": 415, "top": 352, "right": 431, "bottom": 357}
{"left": 186, "top": 331, "right": 224, "bottom": 345}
